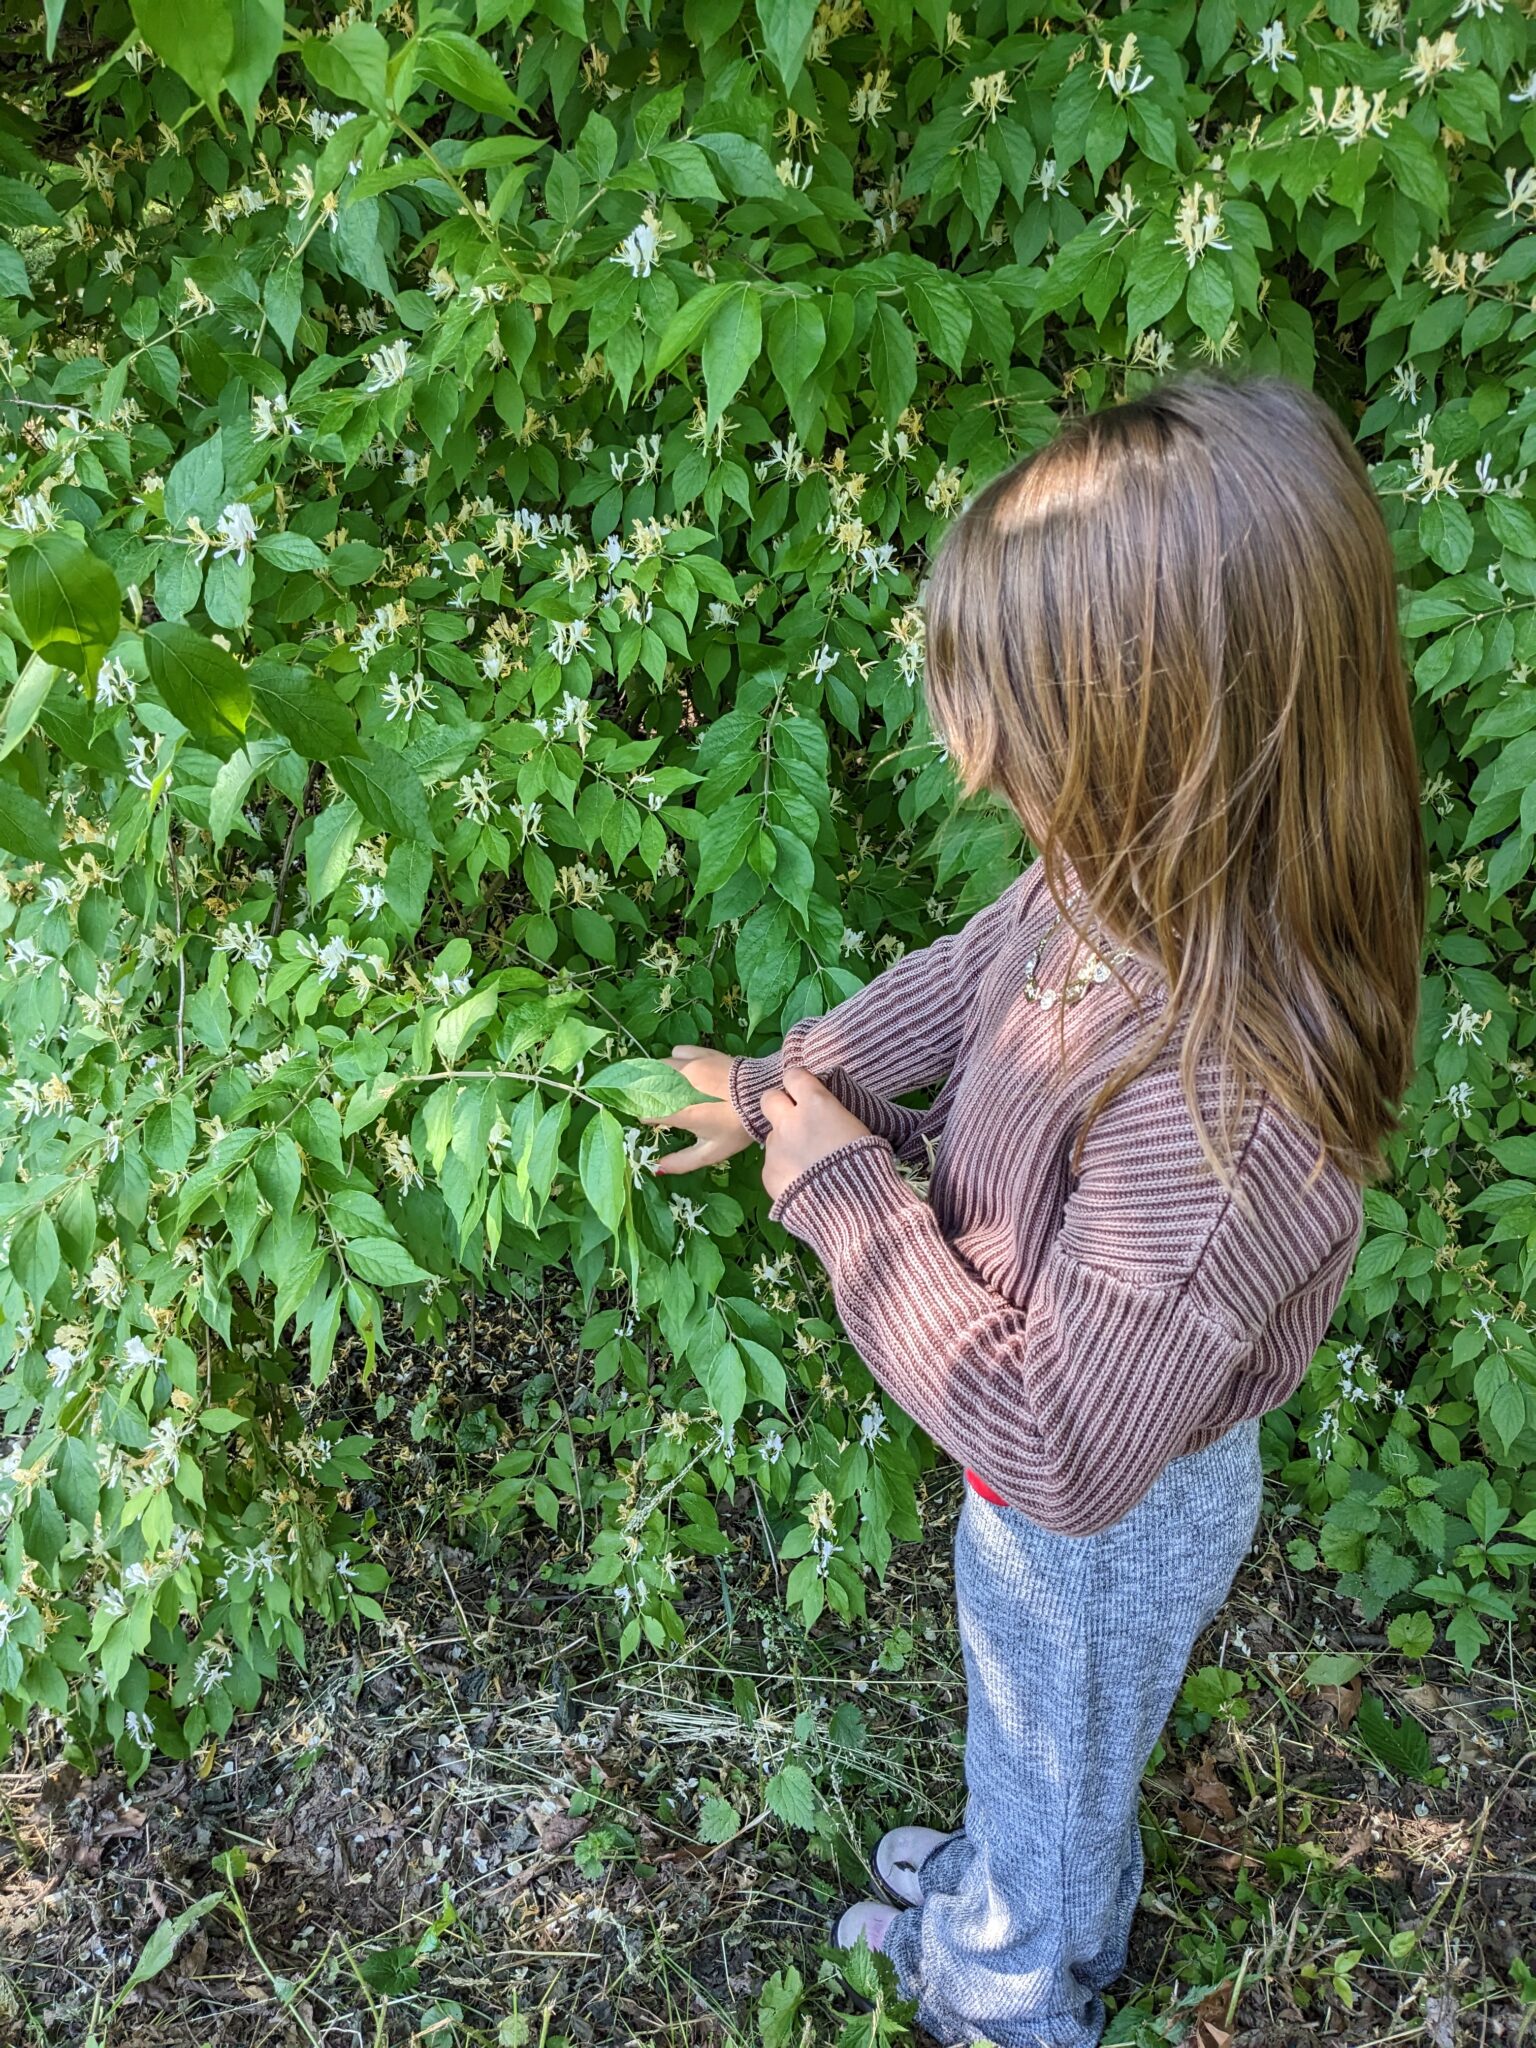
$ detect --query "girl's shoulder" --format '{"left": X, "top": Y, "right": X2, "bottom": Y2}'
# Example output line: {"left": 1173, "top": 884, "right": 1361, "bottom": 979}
{"left": 1064, "top": 1061, "right": 1363, "bottom": 1299}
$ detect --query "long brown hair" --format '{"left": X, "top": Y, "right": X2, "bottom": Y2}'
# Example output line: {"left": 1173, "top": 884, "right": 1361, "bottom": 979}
{"left": 922, "top": 370, "right": 1425, "bottom": 1190}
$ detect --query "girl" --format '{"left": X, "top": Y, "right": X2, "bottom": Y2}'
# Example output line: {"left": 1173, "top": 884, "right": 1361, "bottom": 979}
{"left": 651, "top": 371, "right": 1424, "bottom": 2048}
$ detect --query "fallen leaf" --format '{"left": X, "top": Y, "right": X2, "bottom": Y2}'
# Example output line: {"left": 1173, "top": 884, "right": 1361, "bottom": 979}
{"left": 1188, "top": 1982, "right": 1235, "bottom": 2048}
{"left": 1315, "top": 1675, "right": 1361, "bottom": 1730}
{"left": 1185, "top": 1754, "right": 1237, "bottom": 1822}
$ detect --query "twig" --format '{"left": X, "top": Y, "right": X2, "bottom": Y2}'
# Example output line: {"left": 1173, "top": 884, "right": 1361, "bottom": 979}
{"left": 270, "top": 762, "right": 321, "bottom": 937}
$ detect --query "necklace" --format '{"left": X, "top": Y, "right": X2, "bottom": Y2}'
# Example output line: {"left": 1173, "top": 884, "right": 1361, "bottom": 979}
{"left": 1020, "top": 895, "right": 1134, "bottom": 1010}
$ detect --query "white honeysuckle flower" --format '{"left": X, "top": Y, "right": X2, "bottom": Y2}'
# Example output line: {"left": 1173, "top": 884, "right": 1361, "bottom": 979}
{"left": 1251, "top": 21, "right": 1297, "bottom": 69}
{"left": 1403, "top": 32, "right": 1464, "bottom": 93}
{"left": 1299, "top": 83, "right": 1393, "bottom": 145}
{"left": 94, "top": 654, "right": 136, "bottom": 705}
{"left": 1496, "top": 166, "right": 1536, "bottom": 224}
{"left": 610, "top": 210, "right": 667, "bottom": 278}
{"left": 507, "top": 798, "right": 546, "bottom": 844}
{"left": 356, "top": 881, "right": 388, "bottom": 921}
{"left": 127, "top": 735, "right": 170, "bottom": 792}
{"left": 212, "top": 502, "right": 258, "bottom": 565}
{"left": 363, "top": 338, "right": 414, "bottom": 393}
{"left": 1403, "top": 441, "right": 1459, "bottom": 501}
{"left": 1366, "top": 0, "right": 1401, "bottom": 38}
{"left": 215, "top": 920, "right": 273, "bottom": 971}
{"left": 6, "top": 937, "right": 54, "bottom": 973}
{"left": 309, "top": 108, "right": 359, "bottom": 143}
{"left": 1391, "top": 364, "right": 1422, "bottom": 403}
{"left": 3, "top": 492, "right": 58, "bottom": 532}
{"left": 1167, "top": 183, "right": 1232, "bottom": 266}
{"left": 669, "top": 1194, "right": 706, "bottom": 1235}
{"left": 962, "top": 71, "right": 1013, "bottom": 122}
{"left": 1451, "top": 0, "right": 1501, "bottom": 16}
{"left": 1511, "top": 70, "right": 1536, "bottom": 105}
{"left": 380, "top": 668, "right": 436, "bottom": 722}
{"left": 1036, "top": 156, "right": 1068, "bottom": 197}
{"left": 547, "top": 619, "right": 593, "bottom": 668}
{"left": 1096, "top": 33, "right": 1153, "bottom": 98}
{"left": 849, "top": 69, "right": 894, "bottom": 122}
{"left": 1442, "top": 1003, "right": 1489, "bottom": 1046}
{"left": 455, "top": 767, "right": 497, "bottom": 823}
{"left": 252, "top": 392, "right": 301, "bottom": 439}
{"left": 1100, "top": 185, "right": 1138, "bottom": 233}
{"left": 296, "top": 933, "right": 367, "bottom": 984}
{"left": 760, "top": 1431, "right": 786, "bottom": 1465}
{"left": 859, "top": 1407, "right": 889, "bottom": 1447}
{"left": 1440, "top": 1080, "right": 1475, "bottom": 1118}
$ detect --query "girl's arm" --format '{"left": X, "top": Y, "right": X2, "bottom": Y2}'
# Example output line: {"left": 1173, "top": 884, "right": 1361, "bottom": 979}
{"left": 728, "top": 864, "right": 1043, "bottom": 1145}
{"left": 766, "top": 1116, "right": 1362, "bottom": 1537}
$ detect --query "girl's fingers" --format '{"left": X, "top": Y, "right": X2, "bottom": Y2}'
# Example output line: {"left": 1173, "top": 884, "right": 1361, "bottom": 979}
{"left": 640, "top": 1103, "right": 703, "bottom": 1132}
{"left": 650, "top": 1138, "right": 715, "bottom": 1175}
{"left": 759, "top": 1086, "right": 788, "bottom": 1126}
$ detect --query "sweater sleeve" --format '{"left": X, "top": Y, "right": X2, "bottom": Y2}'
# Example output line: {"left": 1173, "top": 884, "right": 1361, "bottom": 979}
{"left": 769, "top": 1131, "right": 1359, "bottom": 1537}
{"left": 727, "top": 864, "right": 1043, "bottom": 1144}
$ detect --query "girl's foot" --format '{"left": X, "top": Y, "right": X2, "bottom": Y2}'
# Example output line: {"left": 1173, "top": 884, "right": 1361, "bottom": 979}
{"left": 874, "top": 1825, "right": 953, "bottom": 1906}
{"left": 835, "top": 1899, "right": 901, "bottom": 1952}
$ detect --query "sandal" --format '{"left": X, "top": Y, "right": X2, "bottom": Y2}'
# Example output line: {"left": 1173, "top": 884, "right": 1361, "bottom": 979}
{"left": 834, "top": 1898, "right": 902, "bottom": 1952}
{"left": 873, "top": 1824, "right": 954, "bottom": 1907}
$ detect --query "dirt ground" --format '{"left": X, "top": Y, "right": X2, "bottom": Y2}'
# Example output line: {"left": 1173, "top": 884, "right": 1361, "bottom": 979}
{"left": 2, "top": 1299, "right": 1532, "bottom": 2048}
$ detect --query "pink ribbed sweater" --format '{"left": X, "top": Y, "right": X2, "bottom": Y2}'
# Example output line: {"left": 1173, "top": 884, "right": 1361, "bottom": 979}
{"left": 728, "top": 859, "right": 1364, "bottom": 1537}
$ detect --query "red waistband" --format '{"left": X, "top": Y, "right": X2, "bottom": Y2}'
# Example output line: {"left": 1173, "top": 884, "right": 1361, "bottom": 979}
{"left": 965, "top": 1467, "right": 1007, "bottom": 1506}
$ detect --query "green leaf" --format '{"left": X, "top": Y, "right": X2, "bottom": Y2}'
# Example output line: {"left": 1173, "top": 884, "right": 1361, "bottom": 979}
{"left": 755, "top": 0, "right": 818, "bottom": 90}
{"left": 585, "top": 1059, "right": 709, "bottom": 1118}
{"left": 143, "top": 623, "right": 251, "bottom": 743}
{"left": 651, "top": 283, "right": 732, "bottom": 376}
{"left": 1303, "top": 1650, "right": 1364, "bottom": 1686}
{"left": 0, "top": 774, "right": 61, "bottom": 864}
{"left": 130, "top": 0, "right": 233, "bottom": 109}
{"left": 0, "top": 654, "right": 59, "bottom": 761}
{"left": 578, "top": 1109, "right": 627, "bottom": 1232}
{"left": 905, "top": 271, "right": 972, "bottom": 373}
{"left": 332, "top": 741, "right": 439, "bottom": 846}
{"left": 247, "top": 661, "right": 360, "bottom": 760}
{"left": 435, "top": 985, "right": 498, "bottom": 1063}
{"left": 345, "top": 1237, "right": 435, "bottom": 1288}
{"left": 766, "top": 294, "right": 826, "bottom": 403}
{"left": 701, "top": 284, "right": 762, "bottom": 428}
{"left": 224, "top": 0, "right": 284, "bottom": 128}
{"left": 123, "top": 1893, "right": 223, "bottom": 1992}
{"left": 255, "top": 530, "right": 329, "bottom": 573}
{"left": 697, "top": 1794, "right": 739, "bottom": 1844}
{"left": 764, "top": 1761, "right": 819, "bottom": 1830}
{"left": 1354, "top": 1691, "right": 1439, "bottom": 1785}
{"left": 302, "top": 21, "right": 391, "bottom": 113}
{"left": 416, "top": 29, "right": 522, "bottom": 117}
{"left": 8, "top": 535, "right": 121, "bottom": 676}
{"left": 868, "top": 299, "right": 918, "bottom": 424}
{"left": 209, "top": 738, "right": 288, "bottom": 848}
{"left": 11, "top": 1208, "right": 60, "bottom": 1305}
{"left": 697, "top": 1338, "right": 746, "bottom": 1434}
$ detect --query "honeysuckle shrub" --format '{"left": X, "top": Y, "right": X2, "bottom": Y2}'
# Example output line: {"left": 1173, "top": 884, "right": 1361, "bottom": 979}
{"left": 0, "top": 0, "right": 1533, "bottom": 1776}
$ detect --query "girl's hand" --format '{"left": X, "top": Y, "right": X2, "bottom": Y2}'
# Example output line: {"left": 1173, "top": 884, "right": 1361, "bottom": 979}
{"left": 760, "top": 1065, "right": 872, "bottom": 1202}
{"left": 648, "top": 1044, "right": 755, "bottom": 1177}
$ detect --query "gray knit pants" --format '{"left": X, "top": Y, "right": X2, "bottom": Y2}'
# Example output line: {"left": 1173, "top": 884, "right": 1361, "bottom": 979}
{"left": 883, "top": 1418, "right": 1264, "bottom": 2048}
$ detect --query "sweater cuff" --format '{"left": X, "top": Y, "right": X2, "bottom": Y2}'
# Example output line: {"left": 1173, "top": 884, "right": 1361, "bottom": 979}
{"left": 728, "top": 1052, "right": 784, "bottom": 1142}
{"left": 768, "top": 1134, "right": 927, "bottom": 1263}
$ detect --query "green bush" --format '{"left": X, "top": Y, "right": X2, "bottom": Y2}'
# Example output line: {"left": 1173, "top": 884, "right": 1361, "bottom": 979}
{"left": 0, "top": 0, "right": 1533, "bottom": 1771}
